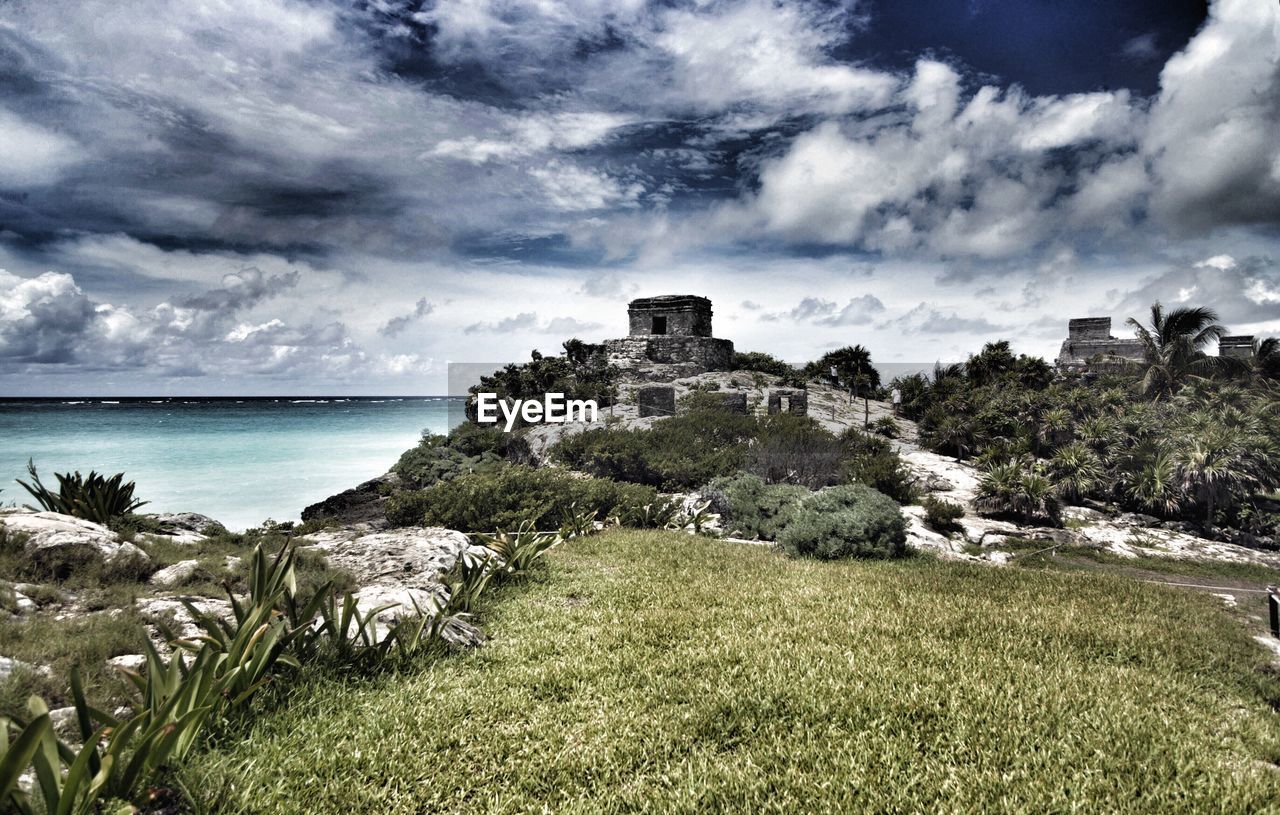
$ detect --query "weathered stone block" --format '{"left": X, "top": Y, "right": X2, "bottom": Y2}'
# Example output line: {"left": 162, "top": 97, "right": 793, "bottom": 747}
{"left": 638, "top": 386, "right": 676, "bottom": 417}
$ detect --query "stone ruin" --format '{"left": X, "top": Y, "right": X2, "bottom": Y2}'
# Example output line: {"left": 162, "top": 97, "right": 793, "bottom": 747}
{"left": 767, "top": 389, "right": 808, "bottom": 416}
{"left": 1220, "top": 335, "right": 1256, "bottom": 360}
{"left": 1056, "top": 316, "right": 1255, "bottom": 370}
{"left": 604, "top": 295, "right": 734, "bottom": 382}
{"left": 1055, "top": 318, "right": 1145, "bottom": 370}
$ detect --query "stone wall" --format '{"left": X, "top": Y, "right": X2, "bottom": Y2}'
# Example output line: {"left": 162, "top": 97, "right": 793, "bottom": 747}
{"left": 604, "top": 336, "right": 734, "bottom": 381}
{"left": 1068, "top": 317, "right": 1114, "bottom": 342}
{"left": 1057, "top": 316, "right": 1145, "bottom": 369}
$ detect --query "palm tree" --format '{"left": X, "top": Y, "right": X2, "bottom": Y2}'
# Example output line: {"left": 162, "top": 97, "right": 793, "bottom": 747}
{"left": 1171, "top": 422, "right": 1253, "bottom": 533}
{"left": 1125, "top": 302, "right": 1227, "bottom": 399}
{"left": 1248, "top": 337, "right": 1280, "bottom": 382}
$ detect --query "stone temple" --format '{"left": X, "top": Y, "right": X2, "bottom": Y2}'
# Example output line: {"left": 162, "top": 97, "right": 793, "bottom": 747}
{"left": 1056, "top": 316, "right": 1255, "bottom": 370}
{"left": 603, "top": 295, "right": 734, "bottom": 381}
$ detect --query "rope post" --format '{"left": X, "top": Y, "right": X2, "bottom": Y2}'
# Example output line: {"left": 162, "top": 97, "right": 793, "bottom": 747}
{"left": 1269, "top": 585, "right": 1279, "bottom": 640}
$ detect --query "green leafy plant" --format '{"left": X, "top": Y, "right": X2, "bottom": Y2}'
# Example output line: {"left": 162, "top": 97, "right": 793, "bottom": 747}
{"left": 16, "top": 461, "right": 148, "bottom": 525}
{"left": 480, "top": 521, "right": 563, "bottom": 578}
{"left": 778, "top": 483, "right": 907, "bottom": 560}
{"left": 440, "top": 549, "right": 499, "bottom": 614}
{"left": 922, "top": 497, "right": 965, "bottom": 534}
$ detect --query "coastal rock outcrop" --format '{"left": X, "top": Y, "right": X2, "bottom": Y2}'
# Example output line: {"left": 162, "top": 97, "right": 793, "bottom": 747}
{"left": 300, "top": 473, "right": 401, "bottom": 528}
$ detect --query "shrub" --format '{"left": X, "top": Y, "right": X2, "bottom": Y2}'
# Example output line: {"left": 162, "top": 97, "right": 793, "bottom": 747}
{"left": 975, "top": 460, "right": 1062, "bottom": 526}
{"left": 839, "top": 430, "right": 917, "bottom": 504}
{"left": 393, "top": 424, "right": 531, "bottom": 490}
{"left": 702, "top": 473, "right": 808, "bottom": 540}
{"left": 16, "top": 461, "right": 148, "bottom": 524}
{"left": 385, "top": 467, "right": 658, "bottom": 531}
{"left": 747, "top": 414, "right": 846, "bottom": 489}
{"left": 870, "top": 416, "right": 900, "bottom": 439}
{"left": 732, "top": 351, "right": 794, "bottom": 377}
{"left": 922, "top": 496, "right": 965, "bottom": 534}
{"left": 551, "top": 410, "right": 757, "bottom": 489}
{"left": 777, "top": 484, "right": 907, "bottom": 560}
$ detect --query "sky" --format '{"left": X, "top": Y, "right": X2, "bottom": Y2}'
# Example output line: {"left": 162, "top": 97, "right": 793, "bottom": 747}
{"left": 0, "top": 0, "right": 1277, "bottom": 395}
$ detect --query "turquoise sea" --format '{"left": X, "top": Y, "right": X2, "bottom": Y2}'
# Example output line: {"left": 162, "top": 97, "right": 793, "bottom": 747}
{"left": 0, "top": 398, "right": 461, "bottom": 530}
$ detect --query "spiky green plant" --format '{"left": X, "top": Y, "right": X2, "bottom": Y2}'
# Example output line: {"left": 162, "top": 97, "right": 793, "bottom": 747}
{"left": 1123, "top": 450, "right": 1181, "bottom": 517}
{"left": 480, "top": 521, "right": 563, "bottom": 578}
{"left": 16, "top": 461, "right": 148, "bottom": 525}
{"left": 1050, "top": 442, "right": 1104, "bottom": 502}
{"left": 440, "top": 549, "right": 498, "bottom": 614}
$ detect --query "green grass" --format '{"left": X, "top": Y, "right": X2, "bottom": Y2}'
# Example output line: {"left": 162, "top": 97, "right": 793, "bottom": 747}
{"left": 183, "top": 530, "right": 1280, "bottom": 813}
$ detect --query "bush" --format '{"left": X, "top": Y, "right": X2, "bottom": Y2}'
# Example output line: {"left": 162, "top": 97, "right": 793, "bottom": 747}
{"left": 385, "top": 467, "right": 659, "bottom": 531}
{"left": 551, "top": 410, "right": 758, "bottom": 489}
{"left": 732, "top": 351, "right": 794, "bottom": 377}
{"left": 747, "top": 414, "right": 846, "bottom": 489}
{"left": 778, "top": 483, "right": 907, "bottom": 560}
{"left": 702, "top": 473, "right": 808, "bottom": 540}
{"left": 840, "top": 430, "right": 917, "bottom": 504}
{"left": 393, "top": 423, "right": 531, "bottom": 489}
{"left": 922, "top": 496, "right": 965, "bottom": 534}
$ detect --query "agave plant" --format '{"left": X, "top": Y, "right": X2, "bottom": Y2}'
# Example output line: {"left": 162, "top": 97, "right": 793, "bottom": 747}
{"left": 670, "top": 499, "right": 720, "bottom": 534}
{"left": 16, "top": 461, "right": 148, "bottom": 524}
{"left": 479, "top": 521, "right": 563, "bottom": 578}
{"left": 558, "top": 502, "right": 598, "bottom": 539}
{"left": 440, "top": 548, "right": 498, "bottom": 614}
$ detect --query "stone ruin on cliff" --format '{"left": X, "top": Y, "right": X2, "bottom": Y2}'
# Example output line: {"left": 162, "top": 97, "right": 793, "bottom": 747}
{"left": 603, "top": 295, "right": 735, "bottom": 382}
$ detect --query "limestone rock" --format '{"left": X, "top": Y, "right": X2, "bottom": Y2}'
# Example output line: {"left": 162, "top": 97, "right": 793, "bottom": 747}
{"left": 302, "top": 526, "right": 474, "bottom": 591}
{"left": 302, "top": 526, "right": 487, "bottom": 647}
{"left": 0, "top": 509, "right": 122, "bottom": 575}
{"left": 107, "top": 654, "right": 147, "bottom": 672}
{"left": 0, "top": 655, "right": 50, "bottom": 680}
{"left": 107, "top": 541, "right": 152, "bottom": 573}
{"left": 148, "top": 559, "right": 203, "bottom": 588}
{"left": 147, "top": 512, "right": 223, "bottom": 544}
{"left": 137, "top": 596, "right": 234, "bottom": 640}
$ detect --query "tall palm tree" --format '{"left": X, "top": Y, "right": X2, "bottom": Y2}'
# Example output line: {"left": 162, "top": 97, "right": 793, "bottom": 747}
{"left": 1126, "top": 302, "right": 1227, "bottom": 399}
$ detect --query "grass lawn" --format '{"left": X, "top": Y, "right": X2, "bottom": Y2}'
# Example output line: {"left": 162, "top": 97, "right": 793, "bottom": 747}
{"left": 184, "top": 530, "right": 1280, "bottom": 813}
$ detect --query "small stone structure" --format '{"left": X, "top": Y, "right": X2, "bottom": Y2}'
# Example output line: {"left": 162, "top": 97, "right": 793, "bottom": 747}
{"left": 1056, "top": 317, "right": 1144, "bottom": 370}
{"left": 1220, "top": 335, "right": 1256, "bottom": 360}
{"left": 604, "top": 295, "right": 734, "bottom": 381}
{"left": 767, "top": 389, "right": 808, "bottom": 416}
{"left": 637, "top": 386, "right": 676, "bottom": 418}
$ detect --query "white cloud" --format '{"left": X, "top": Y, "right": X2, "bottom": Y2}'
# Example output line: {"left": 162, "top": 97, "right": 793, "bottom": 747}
{"left": 0, "top": 108, "right": 83, "bottom": 187}
{"left": 1146, "top": 0, "right": 1280, "bottom": 230}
